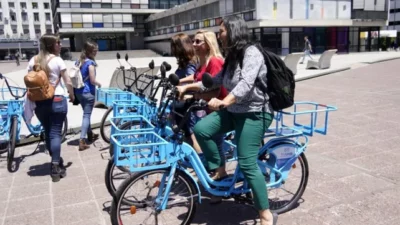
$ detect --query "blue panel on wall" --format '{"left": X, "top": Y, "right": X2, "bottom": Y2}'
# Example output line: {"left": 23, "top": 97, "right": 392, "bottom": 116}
{"left": 93, "top": 23, "right": 104, "bottom": 28}
{"left": 97, "top": 40, "right": 108, "bottom": 51}
{"left": 306, "top": 0, "right": 309, "bottom": 19}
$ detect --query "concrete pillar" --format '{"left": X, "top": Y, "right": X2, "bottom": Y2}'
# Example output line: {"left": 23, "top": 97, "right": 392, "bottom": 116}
{"left": 126, "top": 33, "right": 132, "bottom": 50}
{"left": 75, "top": 33, "right": 86, "bottom": 52}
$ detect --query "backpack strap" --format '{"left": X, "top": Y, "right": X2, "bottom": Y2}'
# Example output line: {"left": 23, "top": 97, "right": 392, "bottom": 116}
{"left": 46, "top": 55, "right": 62, "bottom": 88}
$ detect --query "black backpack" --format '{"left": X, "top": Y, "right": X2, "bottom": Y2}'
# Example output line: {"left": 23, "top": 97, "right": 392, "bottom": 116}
{"left": 241, "top": 43, "right": 295, "bottom": 111}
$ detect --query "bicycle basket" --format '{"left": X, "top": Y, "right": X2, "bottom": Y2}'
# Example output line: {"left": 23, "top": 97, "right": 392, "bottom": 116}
{"left": 111, "top": 131, "right": 171, "bottom": 172}
{"left": 112, "top": 100, "right": 146, "bottom": 117}
{"left": 274, "top": 101, "right": 337, "bottom": 136}
{"left": 110, "top": 115, "right": 155, "bottom": 135}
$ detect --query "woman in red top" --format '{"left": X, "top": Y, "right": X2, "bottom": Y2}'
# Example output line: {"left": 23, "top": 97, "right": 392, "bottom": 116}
{"left": 177, "top": 30, "right": 227, "bottom": 174}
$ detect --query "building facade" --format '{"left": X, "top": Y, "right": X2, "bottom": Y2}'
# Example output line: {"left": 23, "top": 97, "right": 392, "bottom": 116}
{"left": 52, "top": 0, "right": 191, "bottom": 51}
{"left": 0, "top": 0, "right": 57, "bottom": 59}
{"left": 388, "top": 0, "right": 400, "bottom": 42}
{"left": 145, "top": 0, "right": 389, "bottom": 56}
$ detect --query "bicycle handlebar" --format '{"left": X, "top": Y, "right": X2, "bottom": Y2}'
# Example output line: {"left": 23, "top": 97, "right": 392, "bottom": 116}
{"left": 0, "top": 73, "right": 27, "bottom": 100}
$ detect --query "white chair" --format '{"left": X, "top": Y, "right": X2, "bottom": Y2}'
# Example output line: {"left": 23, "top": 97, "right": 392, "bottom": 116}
{"left": 306, "top": 49, "right": 338, "bottom": 70}
{"left": 283, "top": 52, "right": 304, "bottom": 75}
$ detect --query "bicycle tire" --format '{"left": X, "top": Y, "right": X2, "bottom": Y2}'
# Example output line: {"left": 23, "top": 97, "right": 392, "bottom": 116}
{"left": 104, "top": 158, "right": 131, "bottom": 199}
{"left": 268, "top": 151, "right": 309, "bottom": 214}
{"left": 7, "top": 116, "right": 17, "bottom": 172}
{"left": 110, "top": 169, "right": 198, "bottom": 225}
{"left": 100, "top": 107, "right": 113, "bottom": 143}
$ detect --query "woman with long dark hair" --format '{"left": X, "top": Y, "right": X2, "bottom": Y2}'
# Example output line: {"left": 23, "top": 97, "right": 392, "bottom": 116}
{"left": 171, "top": 33, "right": 197, "bottom": 79}
{"left": 179, "top": 16, "right": 277, "bottom": 225}
{"left": 74, "top": 40, "right": 102, "bottom": 151}
{"left": 27, "top": 34, "right": 75, "bottom": 182}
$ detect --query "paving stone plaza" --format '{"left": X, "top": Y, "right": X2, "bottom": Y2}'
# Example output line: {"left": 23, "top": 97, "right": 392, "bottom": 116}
{"left": 1, "top": 52, "right": 400, "bottom": 225}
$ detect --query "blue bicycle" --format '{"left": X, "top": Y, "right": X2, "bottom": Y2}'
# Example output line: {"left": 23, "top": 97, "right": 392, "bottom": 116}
{"left": 0, "top": 73, "right": 68, "bottom": 172}
{"left": 109, "top": 73, "right": 337, "bottom": 224}
{"left": 99, "top": 53, "right": 171, "bottom": 144}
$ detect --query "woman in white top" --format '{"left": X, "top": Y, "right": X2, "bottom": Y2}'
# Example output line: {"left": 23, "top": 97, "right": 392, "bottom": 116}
{"left": 27, "top": 34, "right": 74, "bottom": 182}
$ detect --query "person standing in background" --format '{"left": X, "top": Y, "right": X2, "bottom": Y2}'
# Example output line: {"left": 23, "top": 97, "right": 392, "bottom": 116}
{"left": 15, "top": 50, "right": 20, "bottom": 66}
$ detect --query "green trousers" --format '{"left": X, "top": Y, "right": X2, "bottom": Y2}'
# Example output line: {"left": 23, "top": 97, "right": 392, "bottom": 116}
{"left": 193, "top": 109, "right": 273, "bottom": 210}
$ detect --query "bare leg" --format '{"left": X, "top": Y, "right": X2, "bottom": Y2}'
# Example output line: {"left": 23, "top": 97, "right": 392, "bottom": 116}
{"left": 259, "top": 209, "right": 274, "bottom": 225}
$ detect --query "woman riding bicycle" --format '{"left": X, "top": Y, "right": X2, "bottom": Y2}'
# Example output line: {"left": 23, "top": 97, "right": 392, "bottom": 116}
{"left": 27, "top": 34, "right": 75, "bottom": 182}
{"left": 177, "top": 30, "right": 228, "bottom": 174}
{"left": 179, "top": 16, "right": 277, "bottom": 225}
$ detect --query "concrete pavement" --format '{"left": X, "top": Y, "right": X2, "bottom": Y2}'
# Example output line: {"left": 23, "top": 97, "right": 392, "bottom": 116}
{"left": 1, "top": 58, "right": 400, "bottom": 224}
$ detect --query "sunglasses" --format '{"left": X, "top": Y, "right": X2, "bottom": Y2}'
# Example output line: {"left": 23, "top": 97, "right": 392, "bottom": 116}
{"left": 192, "top": 39, "right": 204, "bottom": 45}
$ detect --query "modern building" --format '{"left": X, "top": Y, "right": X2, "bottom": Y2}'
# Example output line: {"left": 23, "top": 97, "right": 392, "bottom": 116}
{"left": 52, "top": 0, "right": 192, "bottom": 51}
{"left": 0, "top": 0, "right": 60, "bottom": 59}
{"left": 145, "top": 0, "right": 390, "bottom": 56}
{"left": 388, "top": 0, "right": 400, "bottom": 42}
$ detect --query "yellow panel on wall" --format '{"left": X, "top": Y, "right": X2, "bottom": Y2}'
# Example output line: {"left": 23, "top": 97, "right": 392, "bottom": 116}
{"left": 72, "top": 23, "right": 83, "bottom": 28}
{"left": 204, "top": 20, "right": 210, "bottom": 27}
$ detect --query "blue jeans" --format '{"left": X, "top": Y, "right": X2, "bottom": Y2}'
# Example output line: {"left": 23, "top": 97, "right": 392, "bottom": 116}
{"left": 76, "top": 93, "right": 95, "bottom": 139}
{"left": 35, "top": 95, "right": 67, "bottom": 164}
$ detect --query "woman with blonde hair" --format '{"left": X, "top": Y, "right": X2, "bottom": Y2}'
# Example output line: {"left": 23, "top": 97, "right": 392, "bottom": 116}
{"left": 27, "top": 33, "right": 75, "bottom": 182}
{"left": 74, "top": 40, "right": 102, "bottom": 151}
{"left": 177, "top": 30, "right": 228, "bottom": 175}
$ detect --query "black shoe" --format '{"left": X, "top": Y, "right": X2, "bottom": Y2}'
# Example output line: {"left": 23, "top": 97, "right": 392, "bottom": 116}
{"left": 51, "top": 162, "right": 66, "bottom": 182}
{"left": 59, "top": 158, "right": 67, "bottom": 178}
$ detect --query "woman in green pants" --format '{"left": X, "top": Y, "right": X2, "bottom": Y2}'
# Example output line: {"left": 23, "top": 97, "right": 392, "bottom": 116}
{"left": 178, "top": 16, "right": 277, "bottom": 225}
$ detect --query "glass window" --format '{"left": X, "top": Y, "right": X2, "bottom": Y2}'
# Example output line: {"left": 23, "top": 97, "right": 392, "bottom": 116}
{"left": 34, "top": 13, "right": 39, "bottom": 21}
{"left": 20, "top": 3, "right": 27, "bottom": 9}
{"left": 32, "top": 2, "right": 38, "bottom": 9}
{"left": 103, "top": 14, "right": 113, "bottom": 23}
{"left": 61, "top": 13, "right": 72, "bottom": 23}
{"left": 81, "top": 3, "right": 92, "bottom": 8}
{"left": 46, "top": 13, "right": 51, "bottom": 21}
{"left": 82, "top": 14, "right": 93, "bottom": 23}
{"left": 44, "top": 3, "right": 50, "bottom": 9}
{"left": 102, "top": 3, "right": 112, "bottom": 8}
{"left": 10, "top": 13, "right": 16, "bottom": 21}
{"left": 71, "top": 14, "right": 83, "bottom": 23}
{"left": 113, "top": 14, "right": 123, "bottom": 22}
{"left": 93, "top": 14, "right": 103, "bottom": 22}
{"left": 123, "top": 14, "right": 132, "bottom": 23}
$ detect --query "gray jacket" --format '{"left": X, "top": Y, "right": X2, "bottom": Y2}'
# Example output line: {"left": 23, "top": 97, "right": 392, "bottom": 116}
{"left": 201, "top": 45, "right": 272, "bottom": 114}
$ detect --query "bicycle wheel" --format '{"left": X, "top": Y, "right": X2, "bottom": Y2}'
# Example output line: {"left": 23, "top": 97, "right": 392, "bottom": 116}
{"left": 110, "top": 169, "right": 198, "bottom": 225}
{"left": 105, "top": 158, "right": 131, "bottom": 199}
{"left": 7, "top": 116, "right": 18, "bottom": 172}
{"left": 61, "top": 117, "right": 68, "bottom": 143}
{"left": 100, "top": 107, "right": 113, "bottom": 143}
{"left": 263, "top": 147, "right": 309, "bottom": 214}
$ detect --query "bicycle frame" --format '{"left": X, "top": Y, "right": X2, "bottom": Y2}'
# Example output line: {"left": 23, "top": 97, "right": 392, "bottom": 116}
{"left": 149, "top": 126, "right": 309, "bottom": 211}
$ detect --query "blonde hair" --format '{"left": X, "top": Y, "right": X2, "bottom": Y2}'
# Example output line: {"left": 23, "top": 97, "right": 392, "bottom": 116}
{"left": 79, "top": 39, "right": 98, "bottom": 66}
{"left": 35, "top": 34, "right": 60, "bottom": 74}
{"left": 195, "top": 30, "right": 223, "bottom": 63}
